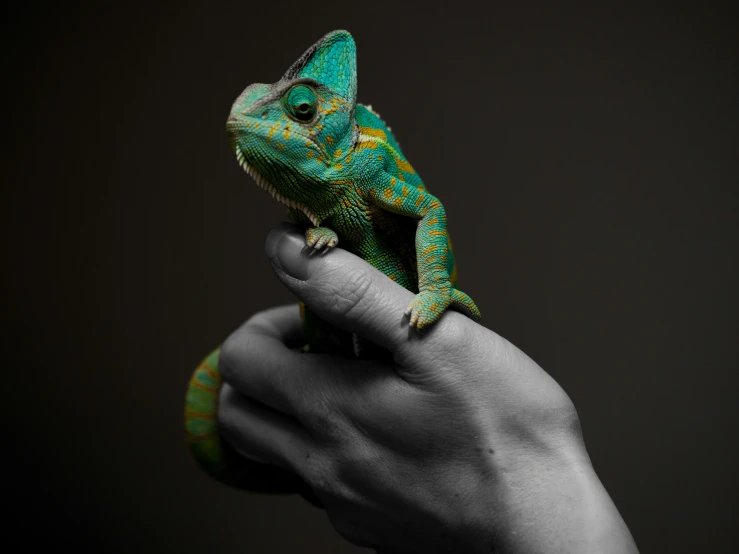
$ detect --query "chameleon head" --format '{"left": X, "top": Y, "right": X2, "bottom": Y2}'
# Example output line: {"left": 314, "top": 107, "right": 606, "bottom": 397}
{"left": 226, "top": 30, "right": 358, "bottom": 224}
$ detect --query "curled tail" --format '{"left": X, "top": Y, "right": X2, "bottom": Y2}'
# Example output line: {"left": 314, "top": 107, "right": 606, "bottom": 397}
{"left": 184, "top": 348, "right": 304, "bottom": 493}
{"left": 185, "top": 349, "right": 229, "bottom": 480}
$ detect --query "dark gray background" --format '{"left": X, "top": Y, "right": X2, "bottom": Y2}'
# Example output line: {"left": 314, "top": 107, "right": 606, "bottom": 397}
{"left": 5, "top": 2, "right": 737, "bottom": 553}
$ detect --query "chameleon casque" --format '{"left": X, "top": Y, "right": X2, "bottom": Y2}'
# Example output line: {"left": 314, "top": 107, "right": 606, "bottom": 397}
{"left": 185, "top": 30, "right": 481, "bottom": 491}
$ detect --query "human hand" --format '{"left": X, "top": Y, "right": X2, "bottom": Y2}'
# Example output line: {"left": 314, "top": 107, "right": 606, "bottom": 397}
{"left": 217, "top": 223, "right": 638, "bottom": 554}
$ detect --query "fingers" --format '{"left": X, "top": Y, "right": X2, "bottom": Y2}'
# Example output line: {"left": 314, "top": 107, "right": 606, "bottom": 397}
{"left": 219, "top": 304, "right": 366, "bottom": 422}
{"left": 219, "top": 301, "right": 409, "bottom": 447}
{"left": 265, "top": 222, "right": 416, "bottom": 353}
{"left": 218, "top": 304, "right": 314, "bottom": 417}
{"left": 218, "top": 383, "right": 307, "bottom": 473}
{"left": 240, "top": 303, "right": 305, "bottom": 346}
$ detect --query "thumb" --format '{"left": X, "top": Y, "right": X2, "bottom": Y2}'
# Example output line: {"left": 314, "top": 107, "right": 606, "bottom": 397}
{"left": 265, "top": 222, "right": 414, "bottom": 353}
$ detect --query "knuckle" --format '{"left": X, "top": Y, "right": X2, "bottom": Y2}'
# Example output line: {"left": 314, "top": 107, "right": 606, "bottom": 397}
{"left": 217, "top": 333, "right": 242, "bottom": 383}
{"left": 218, "top": 314, "right": 268, "bottom": 385}
{"left": 216, "top": 386, "right": 239, "bottom": 436}
{"left": 435, "top": 311, "right": 473, "bottom": 350}
{"left": 405, "top": 313, "right": 477, "bottom": 382}
{"left": 303, "top": 395, "right": 347, "bottom": 440}
{"left": 537, "top": 394, "right": 582, "bottom": 439}
{"left": 300, "top": 452, "right": 337, "bottom": 497}
{"left": 335, "top": 443, "right": 381, "bottom": 483}
{"left": 310, "top": 458, "right": 373, "bottom": 548}
{"left": 305, "top": 455, "right": 356, "bottom": 503}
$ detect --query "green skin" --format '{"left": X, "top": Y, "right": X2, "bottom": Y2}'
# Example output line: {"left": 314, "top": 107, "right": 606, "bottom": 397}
{"left": 185, "top": 30, "right": 481, "bottom": 489}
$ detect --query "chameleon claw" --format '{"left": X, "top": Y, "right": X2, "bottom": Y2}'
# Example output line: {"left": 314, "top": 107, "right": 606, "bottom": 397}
{"left": 405, "top": 289, "right": 457, "bottom": 329}
{"left": 303, "top": 228, "right": 339, "bottom": 257}
{"left": 409, "top": 312, "right": 420, "bottom": 328}
{"left": 405, "top": 302, "right": 420, "bottom": 327}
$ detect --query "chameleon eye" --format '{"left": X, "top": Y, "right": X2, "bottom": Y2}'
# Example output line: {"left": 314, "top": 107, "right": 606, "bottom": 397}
{"left": 285, "top": 85, "right": 317, "bottom": 122}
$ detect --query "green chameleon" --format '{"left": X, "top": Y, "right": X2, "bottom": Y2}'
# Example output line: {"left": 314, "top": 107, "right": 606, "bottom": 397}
{"left": 185, "top": 30, "right": 481, "bottom": 490}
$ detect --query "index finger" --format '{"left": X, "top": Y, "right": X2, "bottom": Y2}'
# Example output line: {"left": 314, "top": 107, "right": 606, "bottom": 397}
{"left": 218, "top": 305, "right": 310, "bottom": 417}
{"left": 218, "top": 304, "right": 350, "bottom": 419}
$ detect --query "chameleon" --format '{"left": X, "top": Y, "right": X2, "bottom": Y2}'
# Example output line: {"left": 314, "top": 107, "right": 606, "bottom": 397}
{"left": 185, "top": 30, "right": 481, "bottom": 491}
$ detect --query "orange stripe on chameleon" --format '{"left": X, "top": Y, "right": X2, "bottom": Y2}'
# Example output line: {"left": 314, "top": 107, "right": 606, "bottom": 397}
{"left": 186, "top": 432, "right": 218, "bottom": 441}
{"left": 188, "top": 380, "right": 218, "bottom": 392}
{"left": 355, "top": 140, "right": 378, "bottom": 151}
{"left": 322, "top": 99, "right": 342, "bottom": 117}
{"left": 197, "top": 362, "right": 219, "bottom": 380}
{"left": 185, "top": 410, "right": 216, "bottom": 421}
{"left": 359, "top": 126, "right": 387, "bottom": 140}
{"left": 267, "top": 122, "right": 280, "bottom": 140}
{"left": 396, "top": 158, "right": 415, "bottom": 174}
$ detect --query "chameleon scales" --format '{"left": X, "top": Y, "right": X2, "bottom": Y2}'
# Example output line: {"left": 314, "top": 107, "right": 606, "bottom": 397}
{"left": 185, "top": 30, "right": 481, "bottom": 490}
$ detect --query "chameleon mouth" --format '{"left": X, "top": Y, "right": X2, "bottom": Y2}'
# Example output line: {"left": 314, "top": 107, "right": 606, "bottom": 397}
{"left": 234, "top": 146, "right": 320, "bottom": 226}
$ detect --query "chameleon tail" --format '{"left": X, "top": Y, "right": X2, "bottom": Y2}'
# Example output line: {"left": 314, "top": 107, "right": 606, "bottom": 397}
{"left": 184, "top": 348, "right": 304, "bottom": 492}
{"left": 185, "top": 349, "right": 229, "bottom": 479}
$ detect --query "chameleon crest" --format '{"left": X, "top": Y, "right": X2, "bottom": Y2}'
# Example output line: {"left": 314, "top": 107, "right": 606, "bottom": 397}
{"left": 226, "top": 31, "right": 358, "bottom": 227}
{"left": 187, "top": 30, "right": 481, "bottom": 491}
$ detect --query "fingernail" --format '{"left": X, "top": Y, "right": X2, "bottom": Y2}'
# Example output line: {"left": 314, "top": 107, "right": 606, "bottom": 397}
{"left": 265, "top": 223, "right": 312, "bottom": 280}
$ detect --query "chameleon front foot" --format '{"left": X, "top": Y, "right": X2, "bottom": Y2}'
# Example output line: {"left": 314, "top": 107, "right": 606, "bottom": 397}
{"left": 405, "top": 288, "right": 481, "bottom": 329}
{"left": 405, "top": 289, "right": 451, "bottom": 329}
{"left": 301, "top": 227, "right": 339, "bottom": 256}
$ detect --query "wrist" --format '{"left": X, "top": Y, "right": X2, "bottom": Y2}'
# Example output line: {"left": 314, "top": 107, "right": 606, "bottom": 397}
{"left": 452, "top": 431, "right": 637, "bottom": 553}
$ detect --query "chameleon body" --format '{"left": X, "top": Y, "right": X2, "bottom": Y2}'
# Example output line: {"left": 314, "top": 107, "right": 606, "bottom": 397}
{"left": 185, "top": 30, "right": 481, "bottom": 489}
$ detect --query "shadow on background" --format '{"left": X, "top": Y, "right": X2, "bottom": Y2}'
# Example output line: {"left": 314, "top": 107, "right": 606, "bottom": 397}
{"left": 4, "top": 2, "right": 737, "bottom": 553}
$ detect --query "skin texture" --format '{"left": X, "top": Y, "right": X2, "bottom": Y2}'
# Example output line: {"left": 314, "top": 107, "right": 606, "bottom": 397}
{"left": 186, "top": 30, "right": 480, "bottom": 487}
{"left": 215, "top": 224, "right": 639, "bottom": 553}
{"left": 185, "top": 30, "right": 638, "bottom": 551}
